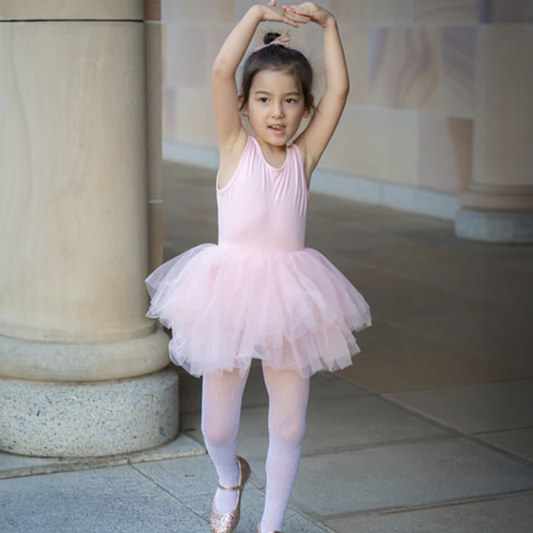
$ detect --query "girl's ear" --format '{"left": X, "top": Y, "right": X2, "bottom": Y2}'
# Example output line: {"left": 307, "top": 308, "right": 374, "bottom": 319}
{"left": 238, "top": 94, "right": 248, "bottom": 116}
{"left": 303, "top": 94, "right": 314, "bottom": 119}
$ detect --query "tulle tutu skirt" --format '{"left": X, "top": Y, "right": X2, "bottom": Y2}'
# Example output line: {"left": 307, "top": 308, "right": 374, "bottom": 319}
{"left": 145, "top": 243, "right": 372, "bottom": 378}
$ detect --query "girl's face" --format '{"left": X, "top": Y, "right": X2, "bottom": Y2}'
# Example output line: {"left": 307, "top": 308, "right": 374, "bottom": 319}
{"left": 241, "top": 69, "right": 311, "bottom": 146}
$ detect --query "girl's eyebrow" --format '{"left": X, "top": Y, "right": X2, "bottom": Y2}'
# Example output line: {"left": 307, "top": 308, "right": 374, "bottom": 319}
{"left": 254, "top": 90, "right": 301, "bottom": 96}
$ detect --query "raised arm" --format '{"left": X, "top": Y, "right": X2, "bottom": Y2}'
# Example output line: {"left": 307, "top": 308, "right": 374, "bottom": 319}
{"left": 286, "top": 3, "right": 349, "bottom": 174}
{"left": 212, "top": 2, "right": 308, "bottom": 151}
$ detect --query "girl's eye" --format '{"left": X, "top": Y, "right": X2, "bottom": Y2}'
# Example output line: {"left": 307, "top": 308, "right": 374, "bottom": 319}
{"left": 259, "top": 97, "right": 268, "bottom": 103}
{"left": 286, "top": 98, "right": 296, "bottom": 104}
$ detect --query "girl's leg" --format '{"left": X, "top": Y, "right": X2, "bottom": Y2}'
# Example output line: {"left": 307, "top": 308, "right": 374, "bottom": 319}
{"left": 260, "top": 364, "right": 311, "bottom": 533}
{"left": 201, "top": 365, "right": 251, "bottom": 514}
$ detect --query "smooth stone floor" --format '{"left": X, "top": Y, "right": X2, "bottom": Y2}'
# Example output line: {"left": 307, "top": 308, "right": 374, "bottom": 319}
{"left": 290, "top": 438, "right": 533, "bottom": 518}
{"left": 0, "top": 433, "right": 204, "bottom": 480}
{"left": 0, "top": 464, "right": 208, "bottom": 533}
{"left": 477, "top": 427, "right": 533, "bottom": 463}
{"left": 2, "top": 161, "right": 532, "bottom": 532}
{"left": 324, "top": 491, "right": 533, "bottom": 533}
{"left": 386, "top": 379, "right": 533, "bottom": 433}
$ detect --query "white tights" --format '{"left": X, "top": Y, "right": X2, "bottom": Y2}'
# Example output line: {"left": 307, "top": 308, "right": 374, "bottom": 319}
{"left": 201, "top": 362, "right": 310, "bottom": 533}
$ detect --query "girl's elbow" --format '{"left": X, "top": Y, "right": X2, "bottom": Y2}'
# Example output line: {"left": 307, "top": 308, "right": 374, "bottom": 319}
{"left": 212, "top": 59, "right": 233, "bottom": 77}
{"left": 341, "top": 84, "right": 350, "bottom": 99}
{"left": 332, "top": 85, "right": 349, "bottom": 100}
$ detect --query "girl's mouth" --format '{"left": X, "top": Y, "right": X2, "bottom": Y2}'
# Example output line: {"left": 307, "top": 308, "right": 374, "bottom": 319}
{"left": 269, "top": 125, "right": 286, "bottom": 135}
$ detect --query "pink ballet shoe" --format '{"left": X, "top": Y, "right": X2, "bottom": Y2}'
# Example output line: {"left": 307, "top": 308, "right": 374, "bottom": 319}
{"left": 210, "top": 456, "right": 251, "bottom": 533}
{"left": 256, "top": 519, "right": 282, "bottom": 533}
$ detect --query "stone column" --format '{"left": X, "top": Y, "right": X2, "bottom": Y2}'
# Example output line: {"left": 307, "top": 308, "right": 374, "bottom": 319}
{"left": 145, "top": 0, "right": 164, "bottom": 272}
{"left": 455, "top": 25, "right": 533, "bottom": 243}
{"left": 0, "top": 0, "right": 178, "bottom": 457}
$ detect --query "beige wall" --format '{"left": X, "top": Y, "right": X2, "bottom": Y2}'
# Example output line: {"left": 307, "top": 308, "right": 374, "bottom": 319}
{"left": 160, "top": 0, "right": 532, "bottom": 198}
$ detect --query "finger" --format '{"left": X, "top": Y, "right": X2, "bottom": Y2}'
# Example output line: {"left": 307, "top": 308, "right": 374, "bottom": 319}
{"left": 283, "top": 3, "right": 305, "bottom": 10}
{"left": 285, "top": 11, "right": 310, "bottom": 22}
{"left": 284, "top": 9, "right": 310, "bottom": 19}
{"left": 284, "top": 6, "right": 308, "bottom": 16}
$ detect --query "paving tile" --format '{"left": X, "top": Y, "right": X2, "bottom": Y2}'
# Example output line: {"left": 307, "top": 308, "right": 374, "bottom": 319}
{"left": 494, "top": 252, "right": 533, "bottom": 273}
{"left": 337, "top": 347, "right": 528, "bottom": 393}
{"left": 453, "top": 278, "right": 533, "bottom": 310}
{"left": 181, "top": 488, "right": 327, "bottom": 533}
{"left": 324, "top": 491, "right": 533, "bottom": 533}
{"left": 0, "top": 434, "right": 205, "bottom": 480}
{"left": 309, "top": 230, "right": 420, "bottom": 253}
{"left": 182, "top": 395, "right": 452, "bottom": 462}
{"left": 0, "top": 465, "right": 207, "bottom": 533}
{"left": 353, "top": 319, "right": 444, "bottom": 352}
{"left": 389, "top": 309, "right": 533, "bottom": 373}
{"left": 179, "top": 363, "right": 369, "bottom": 414}
{"left": 133, "top": 454, "right": 232, "bottom": 498}
{"left": 360, "top": 283, "right": 489, "bottom": 318}
{"left": 288, "top": 438, "right": 533, "bottom": 518}
{"left": 477, "top": 428, "right": 533, "bottom": 463}
{"left": 363, "top": 251, "right": 531, "bottom": 289}
{"left": 341, "top": 264, "right": 436, "bottom": 291}
{"left": 386, "top": 379, "right": 533, "bottom": 434}
{"left": 339, "top": 243, "right": 467, "bottom": 270}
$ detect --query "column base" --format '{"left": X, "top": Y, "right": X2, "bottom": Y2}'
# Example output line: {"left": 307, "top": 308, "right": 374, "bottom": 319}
{"left": 0, "top": 368, "right": 179, "bottom": 457}
{"left": 455, "top": 207, "right": 533, "bottom": 243}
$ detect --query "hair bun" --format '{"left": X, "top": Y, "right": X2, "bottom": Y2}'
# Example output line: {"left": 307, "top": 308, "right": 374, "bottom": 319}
{"left": 263, "top": 32, "right": 281, "bottom": 46}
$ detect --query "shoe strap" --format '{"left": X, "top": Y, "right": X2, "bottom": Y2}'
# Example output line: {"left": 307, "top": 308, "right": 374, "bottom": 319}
{"left": 217, "top": 481, "right": 241, "bottom": 491}
{"left": 218, "top": 456, "right": 247, "bottom": 491}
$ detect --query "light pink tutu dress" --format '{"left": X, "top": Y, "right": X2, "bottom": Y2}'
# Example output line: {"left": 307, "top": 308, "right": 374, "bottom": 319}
{"left": 145, "top": 135, "right": 371, "bottom": 378}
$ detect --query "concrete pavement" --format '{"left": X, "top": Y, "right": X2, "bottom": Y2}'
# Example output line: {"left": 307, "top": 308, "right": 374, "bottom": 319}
{"left": 1, "top": 161, "right": 532, "bottom": 532}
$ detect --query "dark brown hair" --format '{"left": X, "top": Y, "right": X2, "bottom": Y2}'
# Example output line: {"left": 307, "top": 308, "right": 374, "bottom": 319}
{"left": 239, "top": 32, "right": 316, "bottom": 114}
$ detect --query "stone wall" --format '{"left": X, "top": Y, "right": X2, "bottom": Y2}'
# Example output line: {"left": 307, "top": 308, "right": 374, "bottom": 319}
{"left": 160, "top": 0, "right": 533, "bottom": 233}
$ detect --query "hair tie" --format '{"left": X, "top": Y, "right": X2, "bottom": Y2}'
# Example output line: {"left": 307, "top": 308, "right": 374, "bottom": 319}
{"left": 254, "top": 31, "right": 290, "bottom": 52}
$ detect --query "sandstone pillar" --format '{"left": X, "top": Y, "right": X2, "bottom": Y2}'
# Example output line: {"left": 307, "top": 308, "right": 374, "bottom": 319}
{"left": 455, "top": 25, "right": 533, "bottom": 243}
{"left": 0, "top": 0, "right": 178, "bottom": 456}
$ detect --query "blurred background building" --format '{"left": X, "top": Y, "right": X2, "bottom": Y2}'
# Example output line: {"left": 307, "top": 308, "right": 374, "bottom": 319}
{"left": 161, "top": 0, "right": 533, "bottom": 243}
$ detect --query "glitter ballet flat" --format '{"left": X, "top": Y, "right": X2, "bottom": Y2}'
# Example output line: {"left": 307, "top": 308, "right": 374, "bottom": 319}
{"left": 210, "top": 456, "right": 251, "bottom": 533}
{"left": 256, "top": 519, "right": 282, "bottom": 533}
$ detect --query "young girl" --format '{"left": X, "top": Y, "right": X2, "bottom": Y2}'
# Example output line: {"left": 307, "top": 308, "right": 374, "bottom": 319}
{"left": 145, "top": 2, "right": 371, "bottom": 532}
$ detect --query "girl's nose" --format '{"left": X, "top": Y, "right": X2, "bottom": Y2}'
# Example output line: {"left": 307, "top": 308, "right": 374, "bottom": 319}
{"left": 272, "top": 105, "right": 284, "bottom": 117}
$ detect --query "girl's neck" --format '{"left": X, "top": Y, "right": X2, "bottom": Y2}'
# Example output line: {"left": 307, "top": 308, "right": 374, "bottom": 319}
{"left": 252, "top": 135, "right": 287, "bottom": 155}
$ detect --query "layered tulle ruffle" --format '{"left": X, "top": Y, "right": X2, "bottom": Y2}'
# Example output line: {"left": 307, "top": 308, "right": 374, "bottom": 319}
{"left": 145, "top": 243, "right": 371, "bottom": 378}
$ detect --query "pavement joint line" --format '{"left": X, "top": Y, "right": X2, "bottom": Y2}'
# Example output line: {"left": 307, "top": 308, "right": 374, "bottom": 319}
{"left": 180, "top": 386, "right": 377, "bottom": 416}
{"left": 461, "top": 433, "right": 533, "bottom": 467}
{"left": 297, "top": 434, "right": 461, "bottom": 459}
{"left": 381, "top": 375, "right": 533, "bottom": 396}
{"left": 181, "top": 431, "right": 465, "bottom": 461}
{"left": 129, "top": 463, "right": 209, "bottom": 524}
{"left": 0, "top": 439, "right": 206, "bottom": 480}
{"left": 126, "top": 466, "right": 329, "bottom": 532}
{"left": 229, "top": 434, "right": 460, "bottom": 464}
{"left": 316, "top": 487, "right": 533, "bottom": 521}
{"left": 473, "top": 424, "right": 533, "bottom": 436}
{"left": 356, "top": 371, "right": 533, "bottom": 394}
{"left": 377, "top": 393, "right": 461, "bottom": 431}
{"left": 283, "top": 502, "right": 339, "bottom": 533}
{"left": 373, "top": 398, "right": 465, "bottom": 437}
{"left": 383, "top": 389, "right": 533, "bottom": 438}
{"left": 180, "top": 428, "right": 464, "bottom": 461}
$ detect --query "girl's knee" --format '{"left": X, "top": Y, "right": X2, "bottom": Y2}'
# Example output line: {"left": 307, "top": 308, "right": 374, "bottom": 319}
{"left": 270, "top": 419, "right": 306, "bottom": 445}
{"left": 201, "top": 421, "right": 238, "bottom": 446}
